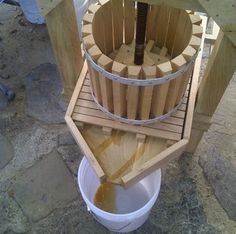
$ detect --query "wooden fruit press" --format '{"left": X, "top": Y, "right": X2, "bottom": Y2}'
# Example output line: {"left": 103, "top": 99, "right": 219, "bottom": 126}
{"left": 36, "top": 0, "right": 236, "bottom": 187}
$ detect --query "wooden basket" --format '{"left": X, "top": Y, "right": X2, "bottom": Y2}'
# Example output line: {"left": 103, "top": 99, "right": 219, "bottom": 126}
{"left": 82, "top": 0, "right": 203, "bottom": 124}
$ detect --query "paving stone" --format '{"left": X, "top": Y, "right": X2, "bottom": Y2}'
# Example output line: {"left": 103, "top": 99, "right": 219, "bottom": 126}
{"left": 10, "top": 150, "right": 78, "bottom": 222}
{"left": 58, "top": 131, "right": 76, "bottom": 145}
{"left": 24, "top": 63, "right": 66, "bottom": 124}
{"left": 0, "top": 133, "right": 14, "bottom": 169}
{"left": 0, "top": 192, "right": 30, "bottom": 233}
{"left": 196, "top": 74, "right": 236, "bottom": 220}
{"left": 0, "top": 91, "right": 8, "bottom": 110}
{"left": 57, "top": 145, "right": 83, "bottom": 177}
{"left": 199, "top": 145, "right": 236, "bottom": 220}
{"left": 0, "top": 124, "right": 58, "bottom": 182}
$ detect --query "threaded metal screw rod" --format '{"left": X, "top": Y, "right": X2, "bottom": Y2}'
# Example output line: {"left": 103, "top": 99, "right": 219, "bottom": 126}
{"left": 134, "top": 2, "right": 149, "bottom": 65}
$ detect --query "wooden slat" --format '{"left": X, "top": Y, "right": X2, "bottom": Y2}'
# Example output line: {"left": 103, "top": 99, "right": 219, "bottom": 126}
{"left": 72, "top": 113, "right": 182, "bottom": 141}
{"left": 155, "top": 5, "right": 171, "bottom": 48}
{"left": 171, "top": 10, "right": 191, "bottom": 57}
{"left": 122, "top": 139, "right": 188, "bottom": 187}
{"left": 112, "top": 61, "right": 127, "bottom": 117}
{"left": 139, "top": 66, "right": 156, "bottom": 119}
{"left": 111, "top": 0, "right": 123, "bottom": 49}
{"left": 83, "top": 34, "right": 95, "bottom": 50}
{"left": 45, "top": 0, "right": 83, "bottom": 100}
{"left": 124, "top": 0, "right": 135, "bottom": 44}
{"left": 65, "top": 116, "right": 106, "bottom": 181}
{"left": 88, "top": 45, "right": 102, "bottom": 103}
{"left": 97, "top": 55, "right": 113, "bottom": 112}
{"left": 151, "top": 62, "right": 172, "bottom": 117}
{"left": 146, "top": 5, "right": 160, "bottom": 41}
{"left": 165, "top": 55, "right": 187, "bottom": 113}
{"left": 127, "top": 66, "right": 141, "bottom": 119}
{"left": 74, "top": 102, "right": 183, "bottom": 134}
{"left": 75, "top": 97, "right": 185, "bottom": 127}
{"left": 136, "top": 0, "right": 205, "bottom": 12}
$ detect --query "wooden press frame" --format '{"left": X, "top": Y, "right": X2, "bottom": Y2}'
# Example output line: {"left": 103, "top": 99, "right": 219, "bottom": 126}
{"left": 36, "top": 0, "right": 236, "bottom": 155}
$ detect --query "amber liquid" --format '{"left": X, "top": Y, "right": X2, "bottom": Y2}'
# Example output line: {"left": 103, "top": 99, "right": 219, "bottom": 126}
{"left": 94, "top": 182, "right": 149, "bottom": 214}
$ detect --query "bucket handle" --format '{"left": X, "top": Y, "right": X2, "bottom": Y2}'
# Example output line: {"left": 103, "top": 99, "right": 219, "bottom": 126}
{"left": 87, "top": 206, "right": 132, "bottom": 232}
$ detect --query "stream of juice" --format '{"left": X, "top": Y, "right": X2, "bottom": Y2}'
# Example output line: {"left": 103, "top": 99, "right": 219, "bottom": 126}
{"left": 94, "top": 182, "right": 150, "bottom": 214}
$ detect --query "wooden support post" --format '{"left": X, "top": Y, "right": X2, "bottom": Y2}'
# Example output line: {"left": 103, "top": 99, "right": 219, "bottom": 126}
{"left": 44, "top": 0, "right": 83, "bottom": 101}
{"left": 187, "top": 31, "right": 236, "bottom": 153}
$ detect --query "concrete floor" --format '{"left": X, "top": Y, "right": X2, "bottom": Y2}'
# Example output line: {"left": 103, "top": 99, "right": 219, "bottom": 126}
{"left": 0, "top": 4, "right": 236, "bottom": 234}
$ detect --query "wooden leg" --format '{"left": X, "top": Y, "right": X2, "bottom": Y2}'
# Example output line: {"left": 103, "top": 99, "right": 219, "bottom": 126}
{"left": 45, "top": 0, "right": 83, "bottom": 101}
{"left": 187, "top": 31, "right": 236, "bottom": 153}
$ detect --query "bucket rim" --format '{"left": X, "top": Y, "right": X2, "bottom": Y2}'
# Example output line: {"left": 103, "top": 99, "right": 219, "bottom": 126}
{"left": 78, "top": 157, "right": 162, "bottom": 219}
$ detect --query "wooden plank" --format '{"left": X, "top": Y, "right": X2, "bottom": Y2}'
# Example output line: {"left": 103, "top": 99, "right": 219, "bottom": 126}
{"left": 189, "top": 14, "right": 202, "bottom": 25}
{"left": 198, "top": 0, "right": 236, "bottom": 36}
{"left": 192, "top": 24, "right": 203, "bottom": 37}
{"left": 75, "top": 99, "right": 183, "bottom": 134}
{"left": 136, "top": 0, "right": 205, "bottom": 12}
{"left": 155, "top": 5, "right": 171, "bottom": 48}
{"left": 189, "top": 35, "right": 202, "bottom": 50}
{"left": 176, "top": 45, "right": 197, "bottom": 105}
{"left": 139, "top": 66, "right": 156, "bottom": 119}
{"left": 88, "top": 4, "right": 101, "bottom": 14}
{"left": 127, "top": 66, "right": 141, "bottom": 119}
{"left": 111, "top": 0, "right": 123, "bottom": 49}
{"left": 112, "top": 61, "right": 127, "bottom": 117}
{"left": 171, "top": 10, "right": 191, "bottom": 57}
{"left": 65, "top": 116, "right": 106, "bottom": 181}
{"left": 165, "top": 55, "right": 187, "bottom": 112}
{"left": 97, "top": 55, "right": 114, "bottom": 112}
{"left": 122, "top": 139, "right": 188, "bottom": 187}
{"left": 66, "top": 61, "right": 88, "bottom": 117}
{"left": 124, "top": 0, "right": 135, "bottom": 44}
{"left": 146, "top": 5, "right": 160, "bottom": 41}
{"left": 83, "top": 34, "right": 95, "bottom": 50}
{"left": 72, "top": 113, "right": 182, "bottom": 141}
{"left": 196, "top": 30, "right": 236, "bottom": 116}
{"left": 82, "top": 24, "right": 92, "bottom": 37}
{"left": 88, "top": 45, "right": 102, "bottom": 103}
{"left": 45, "top": 0, "right": 83, "bottom": 100}
{"left": 151, "top": 61, "right": 172, "bottom": 117}
{"left": 83, "top": 13, "right": 94, "bottom": 24}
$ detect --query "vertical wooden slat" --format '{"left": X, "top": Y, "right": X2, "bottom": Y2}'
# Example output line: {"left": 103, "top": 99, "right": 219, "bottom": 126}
{"left": 165, "top": 8, "right": 181, "bottom": 56}
{"left": 171, "top": 10, "right": 189, "bottom": 57}
{"left": 112, "top": 0, "right": 123, "bottom": 49}
{"left": 155, "top": 5, "right": 171, "bottom": 48}
{"left": 165, "top": 55, "right": 187, "bottom": 112}
{"left": 139, "top": 66, "right": 156, "bottom": 119}
{"left": 45, "top": 0, "right": 83, "bottom": 100}
{"left": 83, "top": 34, "right": 95, "bottom": 50}
{"left": 146, "top": 5, "right": 160, "bottom": 42}
{"left": 124, "top": 0, "right": 135, "bottom": 44}
{"left": 88, "top": 45, "right": 102, "bottom": 103}
{"left": 112, "top": 61, "right": 127, "bottom": 117}
{"left": 151, "top": 61, "right": 172, "bottom": 117}
{"left": 176, "top": 45, "right": 197, "bottom": 104}
{"left": 92, "top": 1, "right": 113, "bottom": 54}
{"left": 127, "top": 66, "right": 141, "bottom": 119}
{"left": 97, "top": 54, "right": 114, "bottom": 112}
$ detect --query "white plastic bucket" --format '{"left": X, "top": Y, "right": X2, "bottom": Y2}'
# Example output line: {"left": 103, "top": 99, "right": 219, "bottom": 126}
{"left": 19, "top": 0, "right": 45, "bottom": 24}
{"left": 78, "top": 157, "right": 162, "bottom": 232}
{"left": 73, "top": 0, "right": 89, "bottom": 39}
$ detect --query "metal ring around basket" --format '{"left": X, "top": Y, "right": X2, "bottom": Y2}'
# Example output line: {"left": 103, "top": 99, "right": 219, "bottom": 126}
{"left": 84, "top": 46, "right": 198, "bottom": 87}
{"left": 90, "top": 85, "right": 184, "bottom": 125}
